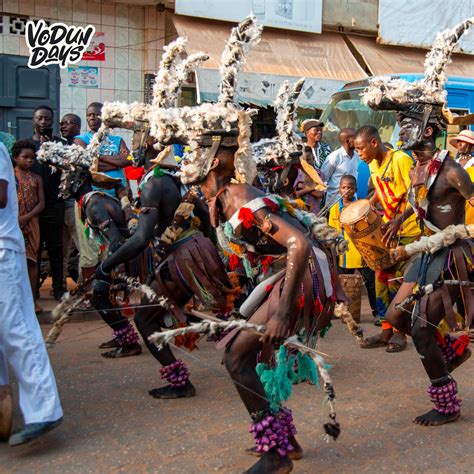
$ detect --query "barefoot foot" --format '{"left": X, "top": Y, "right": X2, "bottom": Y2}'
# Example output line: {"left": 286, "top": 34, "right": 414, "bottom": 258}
{"left": 149, "top": 381, "right": 196, "bottom": 399}
{"left": 413, "top": 409, "right": 460, "bottom": 426}
{"left": 244, "top": 451, "right": 293, "bottom": 473}
{"left": 101, "top": 343, "right": 142, "bottom": 358}
{"left": 98, "top": 338, "right": 120, "bottom": 349}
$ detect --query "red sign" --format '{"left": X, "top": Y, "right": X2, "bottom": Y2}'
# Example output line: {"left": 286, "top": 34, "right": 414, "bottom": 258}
{"left": 82, "top": 31, "right": 105, "bottom": 61}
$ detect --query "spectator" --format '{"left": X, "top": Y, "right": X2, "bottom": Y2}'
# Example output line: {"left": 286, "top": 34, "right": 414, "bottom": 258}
{"left": 357, "top": 159, "right": 371, "bottom": 199}
{"left": 450, "top": 129, "right": 474, "bottom": 168}
{"left": 0, "top": 142, "right": 63, "bottom": 446}
{"left": 74, "top": 102, "right": 131, "bottom": 196}
{"left": 321, "top": 128, "right": 359, "bottom": 206}
{"left": 13, "top": 140, "right": 45, "bottom": 314}
{"left": 60, "top": 114, "right": 81, "bottom": 288}
{"left": 300, "top": 119, "right": 331, "bottom": 173}
{"left": 0, "top": 131, "right": 15, "bottom": 158}
{"left": 293, "top": 152, "right": 324, "bottom": 212}
{"left": 73, "top": 102, "right": 131, "bottom": 283}
{"left": 328, "top": 174, "right": 380, "bottom": 323}
{"left": 28, "top": 105, "right": 66, "bottom": 301}
{"left": 450, "top": 130, "right": 474, "bottom": 225}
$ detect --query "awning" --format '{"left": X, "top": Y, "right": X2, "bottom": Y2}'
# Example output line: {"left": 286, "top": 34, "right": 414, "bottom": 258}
{"left": 348, "top": 34, "right": 474, "bottom": 77}
{"left": 171, "top": 13, "right": 367, "bottom": 108}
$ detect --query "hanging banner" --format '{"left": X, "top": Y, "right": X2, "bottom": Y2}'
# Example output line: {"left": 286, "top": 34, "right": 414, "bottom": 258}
{"left": 67, "top": 66, "right": 100, "bottom": 88}
{"left": 176, "top": 0, "right": 322, "bottom": 34}
{"left": 378, "top": 0, "right": 474, "bottom": 55}
{"left": 195, "top": 68, "right": 344, "bottom": 109}
{"left": 82, "top": 31, "right": 106, "bottom": 61}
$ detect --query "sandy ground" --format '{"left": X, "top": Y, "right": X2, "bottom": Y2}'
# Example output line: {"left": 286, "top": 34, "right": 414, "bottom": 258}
{"left": 1, "top": 286, "right": 473, "bottom": 473}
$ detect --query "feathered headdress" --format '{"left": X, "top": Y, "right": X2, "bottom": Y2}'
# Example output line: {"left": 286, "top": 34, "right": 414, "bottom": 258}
{"left": 177, "top": 14, "right": 262, "bottom": 185}
{"left": 37, "top": 139, "right": 121, "bottom": 198}
{"left": 253, "top": 78, "right": 305, "bottom": 166}
{"left": 362, "top": 17, "right": 474, "bottom": 127}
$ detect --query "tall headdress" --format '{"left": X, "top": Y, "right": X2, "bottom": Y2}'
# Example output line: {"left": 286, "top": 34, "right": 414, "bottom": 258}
{"left": 177, "top": 15, "right": 262, "bottom": 185}
{"left": 362, "top": 17, "right": 474, "bottom": 137}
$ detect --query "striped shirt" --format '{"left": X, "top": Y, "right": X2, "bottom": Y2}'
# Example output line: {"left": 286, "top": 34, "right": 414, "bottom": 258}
{"left": 369, "top": 149, "right": 420, "bottom": 238}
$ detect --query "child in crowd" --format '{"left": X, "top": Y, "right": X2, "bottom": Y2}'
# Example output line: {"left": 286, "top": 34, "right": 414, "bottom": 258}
{"left": 13, "top": 140, "right": 45, "bottom": 313}
{"left": 328, "top": 174, "right": 381, "bottom": 324}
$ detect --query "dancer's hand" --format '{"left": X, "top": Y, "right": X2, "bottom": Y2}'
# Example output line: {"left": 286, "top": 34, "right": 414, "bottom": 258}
{"left": 261, "top": 317, "right": 288, "bottom": 345}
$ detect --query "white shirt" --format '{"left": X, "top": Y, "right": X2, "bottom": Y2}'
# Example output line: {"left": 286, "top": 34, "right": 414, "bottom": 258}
{"left": 320, "top": 146, "right": 360, "bottom": 205}
{"left": 0, "top": 143, "right": 25, "bottom": 253}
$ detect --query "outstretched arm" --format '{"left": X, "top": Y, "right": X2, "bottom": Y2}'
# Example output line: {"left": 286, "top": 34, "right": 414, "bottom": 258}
{"left": 254, "top": 210, "right": 311, "bottom": 344}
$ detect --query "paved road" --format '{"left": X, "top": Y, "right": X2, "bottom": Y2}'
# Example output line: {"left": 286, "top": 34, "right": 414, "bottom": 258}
{"left": 1, "top": 300, "right": 473, "bottom": 473}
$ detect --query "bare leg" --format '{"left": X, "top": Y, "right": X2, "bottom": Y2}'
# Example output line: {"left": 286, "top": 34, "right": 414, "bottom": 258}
{"left": 386, "top": 281, "right": 416, "bottom": 335}
{"left": 224, "top": 305, "right": 294, "bottom": 473}
{"left": 134, "top": 281, "right": 195, "bottom": 399}
{"left": 410, "top": 287, "right": 462, "bottom": 426}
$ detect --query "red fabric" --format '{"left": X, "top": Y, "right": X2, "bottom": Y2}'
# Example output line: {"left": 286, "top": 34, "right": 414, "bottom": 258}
{"left": 124, "top": 165, "right": 145, "bottom": 181}
{"left": 453, "top": 334, "right": 470, "bottom": 356}
{"left": 263, "top": 197, "right": 280, "bottom": 214}
{"left": 260, "top": 256, "right": 274, "bottom": 274}
{"left": 238, "top": 207, "right": 255, "bottom": 229}
{"left": 428, "top": 157, "right": 442, "bottom": 175}
{"left": 228, "top": 254, "right": 241, "bottom": 271}
{"left": 265, "top": 284, "right": 274, "bottom": 293}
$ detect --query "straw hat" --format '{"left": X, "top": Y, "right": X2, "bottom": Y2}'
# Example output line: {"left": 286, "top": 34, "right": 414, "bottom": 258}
{"left": 449, "top": 129, "right": 474, "bottom": 147}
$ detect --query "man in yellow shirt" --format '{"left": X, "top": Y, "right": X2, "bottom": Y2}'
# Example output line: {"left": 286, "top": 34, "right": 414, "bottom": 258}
{"left": 328, "top": 174, "right": 379, "bottom": 322}
{"left": 354, "top": 125, "right": 420, "bottom": 352}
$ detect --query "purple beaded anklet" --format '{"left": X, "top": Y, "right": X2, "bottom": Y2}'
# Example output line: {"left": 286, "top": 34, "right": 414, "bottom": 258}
{"left": 428, "top": 378, "right": 461, "bottom": 415}
{"left": 113, "top": 323, "right": 139, "bottom": 346}
{"left": 160, "top": 359, "right": 190, "bottom": 388}
{"left": 249, "top": 407, "right": 296, "bottom": 457}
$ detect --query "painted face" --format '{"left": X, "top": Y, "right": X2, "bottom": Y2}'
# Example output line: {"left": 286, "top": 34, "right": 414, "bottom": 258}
{"left": 180, "top": 148, "right": 214, "bottom": 185}
{"left": 398, "top": 116, "right": 422, "bottom": 151}
{"left": 354, "top": 136, "right": 376, "bottom": 164}
{"left": 131, "top": 126, "right": 151, "bottom": 167}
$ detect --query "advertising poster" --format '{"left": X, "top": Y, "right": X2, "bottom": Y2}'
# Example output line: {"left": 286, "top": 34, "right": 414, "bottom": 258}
{"left": 82, "top": 31, "right": 106, "bottom": 61}
{"left": 67, "top": 66, "right": 100, "bottom": 88}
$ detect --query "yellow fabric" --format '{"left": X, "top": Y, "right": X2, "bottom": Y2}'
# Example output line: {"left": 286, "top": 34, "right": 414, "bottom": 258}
{"left": 465, "top": 167, "right": 474, "bottom": 225}
{"left": 329, "top": 202, "right": 363, "bottom": 269}
{"left": 369, "top": 149, "right": 420, "bottom": 237}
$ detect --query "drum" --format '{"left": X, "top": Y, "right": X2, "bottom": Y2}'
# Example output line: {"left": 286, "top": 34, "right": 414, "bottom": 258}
{"left": 338, "top": 273, "right": 363, "bottom": 323}
{"left": 339, "top": 199, "right": 395, "bottom": 271}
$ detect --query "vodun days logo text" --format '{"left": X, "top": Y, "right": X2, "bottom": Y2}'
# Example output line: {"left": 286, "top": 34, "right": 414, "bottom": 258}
{"left": 26, "top": 20, "right": 95, "bottom": 69}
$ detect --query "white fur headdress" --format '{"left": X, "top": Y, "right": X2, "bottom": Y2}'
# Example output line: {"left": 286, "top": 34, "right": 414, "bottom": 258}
{"left": 252, "top": 78, "right": 305, "bottom": 167}
{"left": 362, "top": 17, "right": 474, "bottom": 125}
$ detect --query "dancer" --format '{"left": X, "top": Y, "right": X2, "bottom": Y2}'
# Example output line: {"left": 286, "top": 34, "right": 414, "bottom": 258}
{"left": 0, "top": 142, "right": 63, "bottom": 446}
{"left": 38, "top": 141, "right": 142, "bottom": 359}
{"left": 364, "top": 17, "right": 474, "bottom": 426}
{"left": 93, "top": 37, "right": 232, "bottom": 398}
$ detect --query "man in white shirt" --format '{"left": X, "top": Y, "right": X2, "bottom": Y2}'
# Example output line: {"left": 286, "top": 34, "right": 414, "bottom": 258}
{"left": 321, "top": 128, "right": 360, "bottom": 207}
{"left": 0, "top": 143, "right": 63, "bottom": 446}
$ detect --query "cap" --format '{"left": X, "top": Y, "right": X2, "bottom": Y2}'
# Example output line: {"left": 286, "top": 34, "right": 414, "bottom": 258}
{"left": 301, "top": 119, "right": 324, "bottom": 134}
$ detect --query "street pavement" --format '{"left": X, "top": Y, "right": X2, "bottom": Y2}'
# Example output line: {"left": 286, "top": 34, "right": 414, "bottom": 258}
{"left": 1, "top": 295, "right": 473, "bottom": 473}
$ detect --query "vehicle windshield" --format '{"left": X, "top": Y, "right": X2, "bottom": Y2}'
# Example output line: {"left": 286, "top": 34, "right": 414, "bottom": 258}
{"left": 319, "top": 88, "right": 400, "bottom": 150}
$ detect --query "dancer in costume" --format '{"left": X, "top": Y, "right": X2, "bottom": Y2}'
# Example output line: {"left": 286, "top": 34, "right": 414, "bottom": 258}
{"left": 166, "top": 28, "right": 345, "bottom": 472}
{"left": 93, "top": 37, "right": 234, "bottom": 399}
{"left": 364, "top": 17, "right": 474, "bottom": 426}
{"left": 38, "top": 141, "right": 142, "bottom": 359}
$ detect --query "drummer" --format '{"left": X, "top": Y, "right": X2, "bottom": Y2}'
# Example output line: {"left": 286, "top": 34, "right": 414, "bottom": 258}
{"left": 354, "top": 125, "right": 420, "bottom": 352}
{"left": 328, "top": 174, "right": 379, "bottom": 322}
